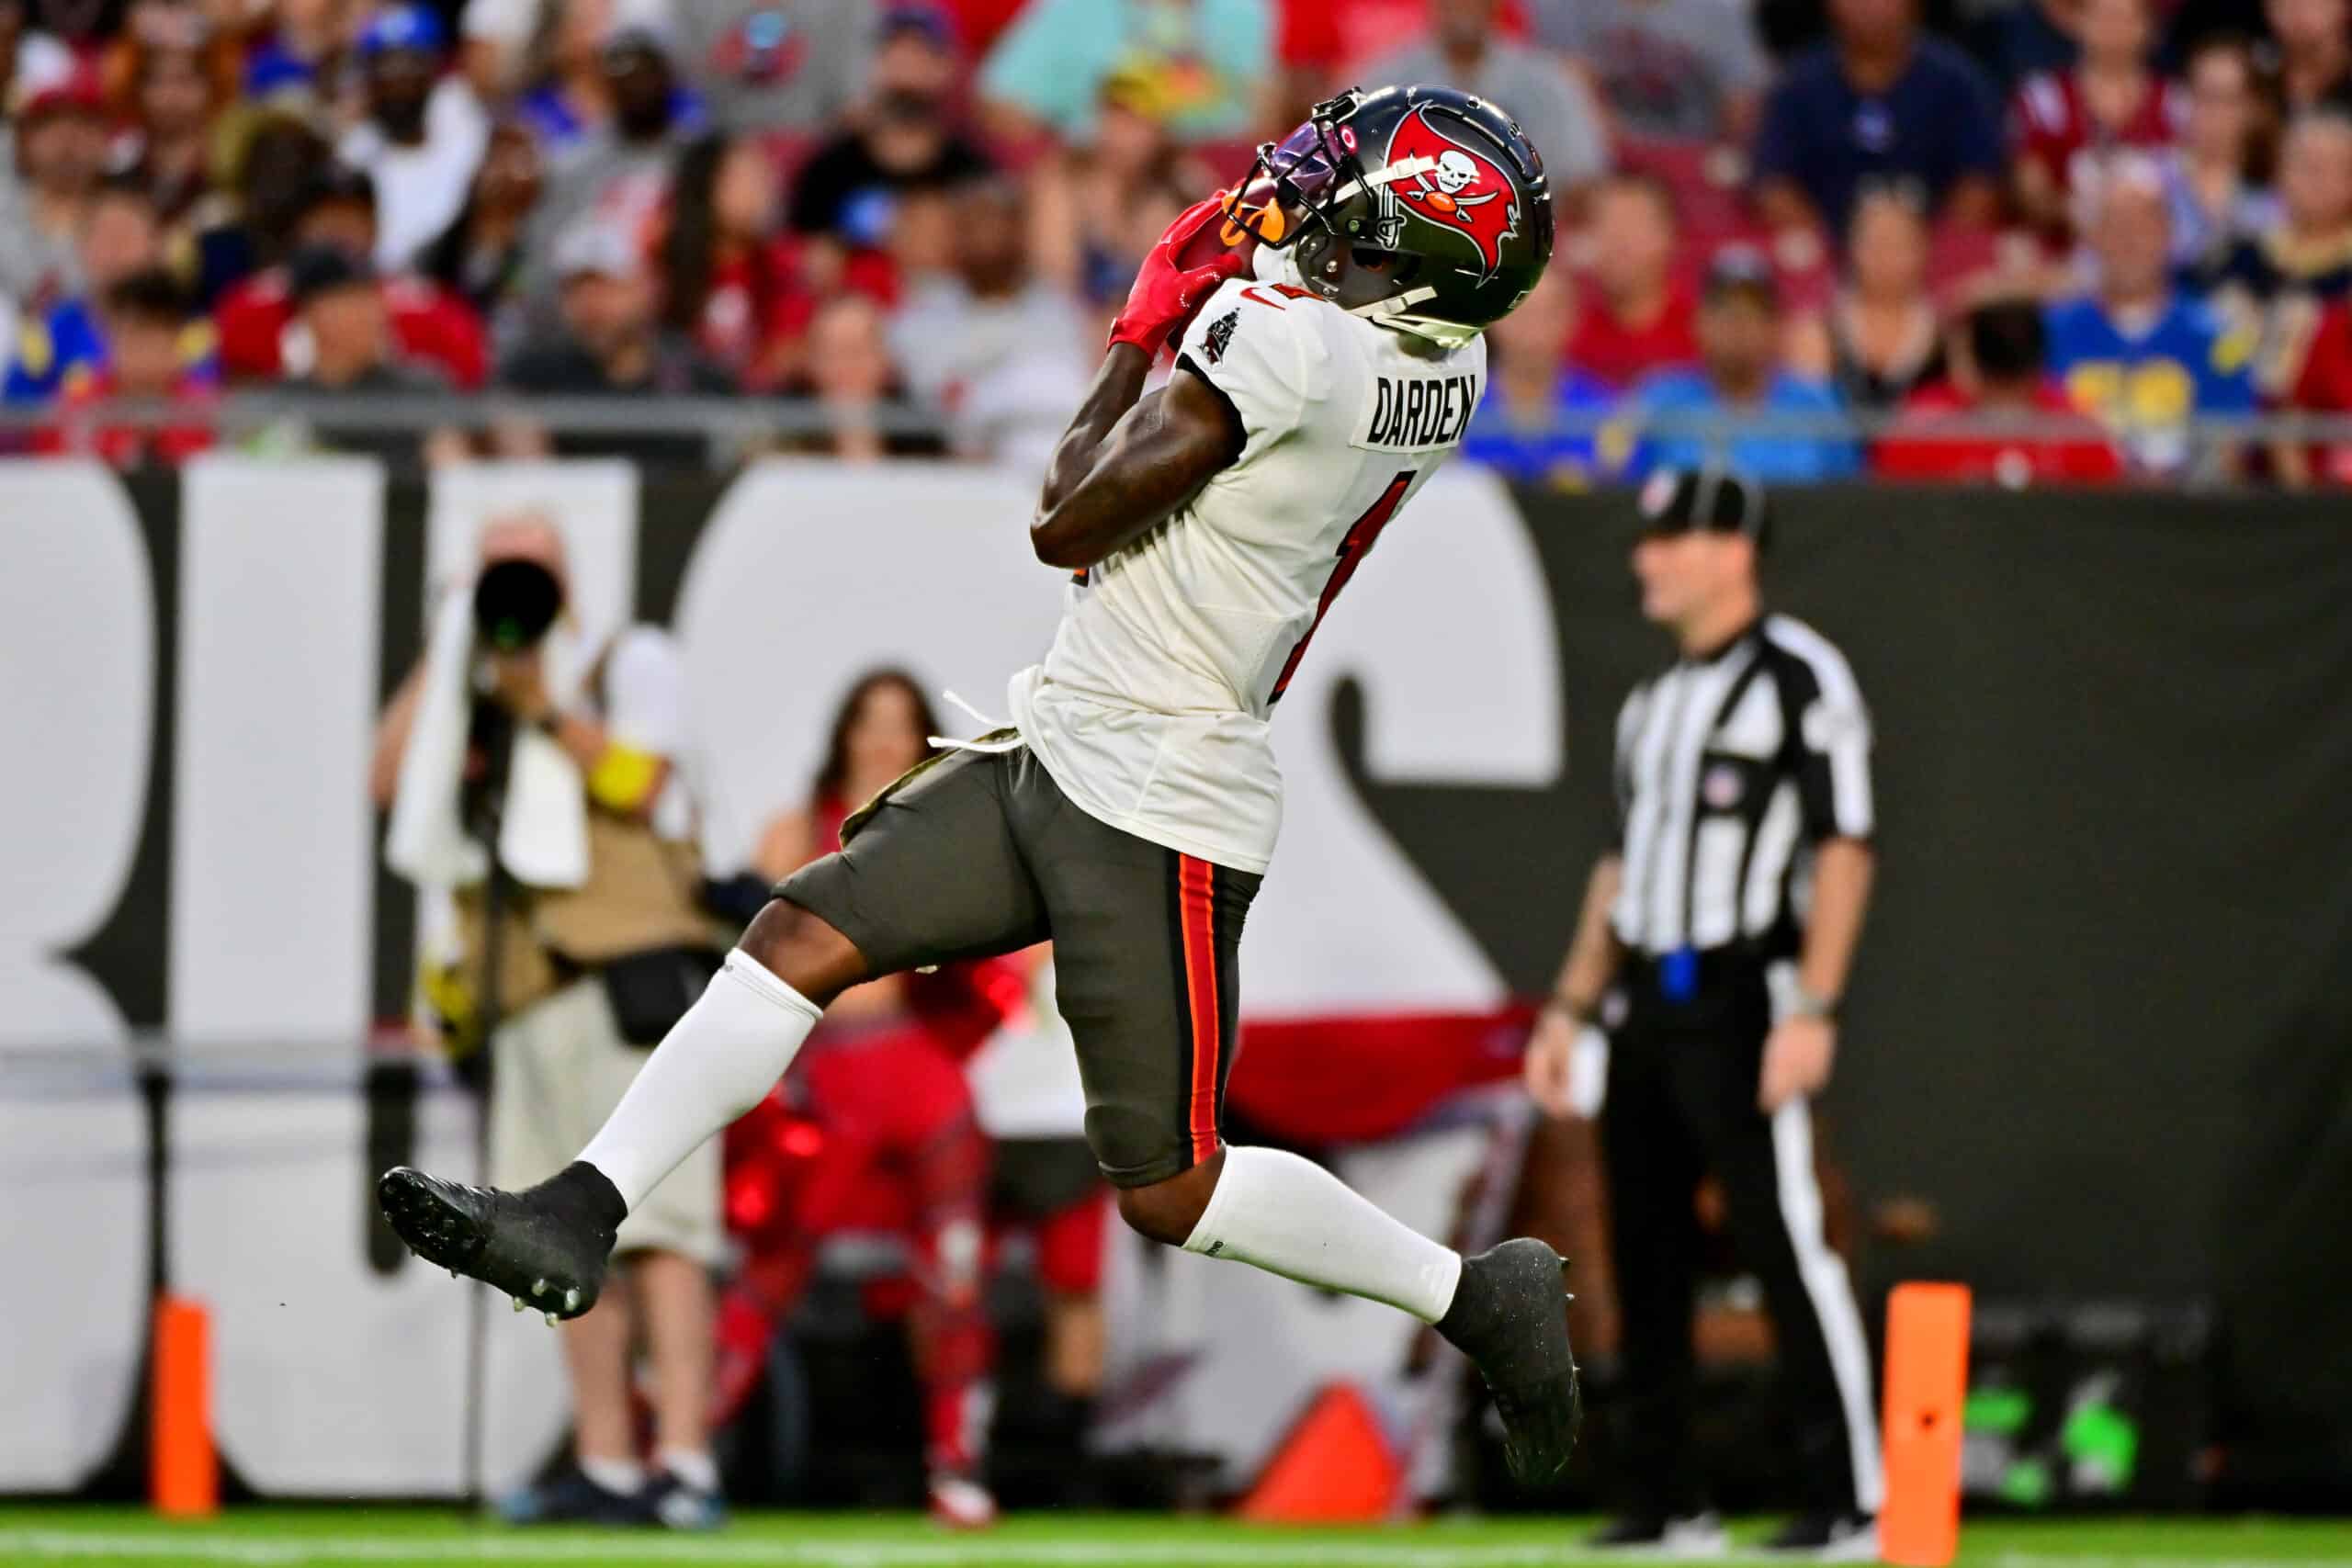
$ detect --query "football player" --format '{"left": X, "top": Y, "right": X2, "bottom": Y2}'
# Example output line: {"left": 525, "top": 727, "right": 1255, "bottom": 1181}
{"left": 380, "top": 85, "right": 1579, "bottom": 1486}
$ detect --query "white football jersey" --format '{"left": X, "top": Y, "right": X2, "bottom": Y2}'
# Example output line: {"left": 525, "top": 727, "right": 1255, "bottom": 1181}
{"left": 1007, "top": 273, "right": 1487, "bottom": 873}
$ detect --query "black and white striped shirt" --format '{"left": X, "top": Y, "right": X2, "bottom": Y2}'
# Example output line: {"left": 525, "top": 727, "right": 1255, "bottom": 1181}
{"left": 1610, "top": 615, "right": 1873, "bottom": 960}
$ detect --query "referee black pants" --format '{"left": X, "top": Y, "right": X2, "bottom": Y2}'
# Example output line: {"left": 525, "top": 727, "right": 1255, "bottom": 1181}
{"left": 1600, "top": 958, "right": 1883, "bottom": 1517}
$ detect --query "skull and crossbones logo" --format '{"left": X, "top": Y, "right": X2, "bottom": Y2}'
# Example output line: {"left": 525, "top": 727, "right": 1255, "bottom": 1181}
{"left": 1409, "top": 150, "right": 1501, "bottom": 221}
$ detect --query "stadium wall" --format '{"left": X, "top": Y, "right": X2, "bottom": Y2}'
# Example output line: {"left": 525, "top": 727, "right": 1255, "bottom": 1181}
{"left": 2, "top": 458, "right": 2346, "bottom": 1492}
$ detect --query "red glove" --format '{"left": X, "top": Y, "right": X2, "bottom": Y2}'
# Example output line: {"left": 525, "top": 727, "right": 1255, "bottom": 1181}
{"left": 1107, "top": 192, "right": 1250, "bottom": 356}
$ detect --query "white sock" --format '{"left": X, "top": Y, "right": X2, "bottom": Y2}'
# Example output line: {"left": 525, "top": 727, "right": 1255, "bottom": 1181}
{"left": 1181, "top": 1145, "right": 1464, "bottom": 1323}
{"left": 579, "top": 950, "right": 821, "bottom": 1209}
{"left": 578, "top": 1455, "right": 644, "bottom": 1495}
{"left": 656, "top": 1448, "right": 718, "bottom": 1493}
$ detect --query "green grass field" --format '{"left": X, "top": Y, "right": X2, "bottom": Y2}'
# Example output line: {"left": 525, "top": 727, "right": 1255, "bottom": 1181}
{"left": 1, "top": 1509, "right": 2346, "bottom": 1568}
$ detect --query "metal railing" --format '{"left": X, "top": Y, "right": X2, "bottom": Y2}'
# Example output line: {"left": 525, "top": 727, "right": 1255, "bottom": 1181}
{"left": 6, "top": 393, "right": 2351, "bottom": 477}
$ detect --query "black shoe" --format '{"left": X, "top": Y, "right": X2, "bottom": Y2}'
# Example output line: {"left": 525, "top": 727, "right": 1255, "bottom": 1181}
{"left": 494, "top": 1466, "right": 649, "bottom": 1527}
{"left": 1762, "top": 1511, "right": 1879, "bottom": 1560}
{"left": 1437, "top": 1237, "right": 1581, "bottom": 1486}
{"left": 377, "top": 1161, "right": 624, "bottom": 1321}
{"left": 1587, "top": 1513, "right": 1729, "bottom": 1554}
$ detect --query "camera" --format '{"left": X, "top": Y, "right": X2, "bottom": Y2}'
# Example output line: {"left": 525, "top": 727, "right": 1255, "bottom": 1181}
{"left": 472, "top": 558, "right": 563, "bottom": 652}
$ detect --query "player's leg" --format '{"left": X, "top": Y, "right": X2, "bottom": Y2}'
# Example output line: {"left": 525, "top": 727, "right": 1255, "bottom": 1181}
{"left": 379, "top": 749, "right": 1048, "bottom": 1317}
{"left": 1011, "top": 750, "right": 1578, "bottom": 1483}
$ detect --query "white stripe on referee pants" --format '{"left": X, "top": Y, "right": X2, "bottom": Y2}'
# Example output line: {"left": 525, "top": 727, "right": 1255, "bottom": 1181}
{"left": 1770, "top": 1096, "right": 1886, "bottom": 1513}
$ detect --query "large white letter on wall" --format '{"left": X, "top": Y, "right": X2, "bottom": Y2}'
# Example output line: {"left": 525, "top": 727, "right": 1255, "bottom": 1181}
{"left": 0, "top": 463, "right": 153, "bottom": 1487}
{"left": 171, "top": 458, "right": 384, "bottom": 1046}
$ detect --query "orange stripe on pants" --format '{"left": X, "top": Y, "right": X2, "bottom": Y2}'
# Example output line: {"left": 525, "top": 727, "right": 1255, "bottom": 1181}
{"left": 1178, "top": 855, "right": 1221, "bottom": 1164}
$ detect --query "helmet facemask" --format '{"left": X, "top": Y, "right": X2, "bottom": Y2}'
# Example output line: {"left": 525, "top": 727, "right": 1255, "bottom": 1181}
{"left": 1226, "top": 98, "right": 1473, "bottom": 347}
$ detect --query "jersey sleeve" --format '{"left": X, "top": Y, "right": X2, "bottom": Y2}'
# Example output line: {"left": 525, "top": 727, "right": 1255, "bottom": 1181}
{"left": 1173, "top": 276, "right": 1318, "bottom": 466}
{"left": 1780, "top": 635, "right": 1874, "bottom": 842}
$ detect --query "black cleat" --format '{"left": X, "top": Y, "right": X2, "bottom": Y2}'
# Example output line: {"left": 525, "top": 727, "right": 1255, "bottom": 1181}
{"left": 1438, "top": 1236, "right": 1582, "bottom": 1487}
{"left": 377, "top": 1161, "right": 625, "bottom": 1321}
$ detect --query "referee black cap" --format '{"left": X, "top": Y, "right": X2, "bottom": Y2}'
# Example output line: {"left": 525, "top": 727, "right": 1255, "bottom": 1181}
{"left": 1636, "top": 463, "right": 1770, "bottom": 551}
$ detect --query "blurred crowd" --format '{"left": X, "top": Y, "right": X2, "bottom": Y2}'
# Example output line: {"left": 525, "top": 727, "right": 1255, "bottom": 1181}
{"left": 7, "top": 0, "right": 2352, "bottom": 484}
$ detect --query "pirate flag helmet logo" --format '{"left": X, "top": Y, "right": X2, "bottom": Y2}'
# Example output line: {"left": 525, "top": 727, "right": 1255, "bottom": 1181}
{"left": 1376, "top": 106, "right": 1521, "bottom": 278}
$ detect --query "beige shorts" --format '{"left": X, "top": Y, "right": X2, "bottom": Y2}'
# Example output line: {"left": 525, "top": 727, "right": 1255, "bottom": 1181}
{"left": 488, "top": 976, "right": 723, "bottom": 1265}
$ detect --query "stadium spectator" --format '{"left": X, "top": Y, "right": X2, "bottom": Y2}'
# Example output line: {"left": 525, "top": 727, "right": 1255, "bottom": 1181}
{"left": 1568, "top": 173, "right": 1701, "bottom": 389}
{"left": 734, "top": 670, "right": 1001, "bottom": 1529}
{"left": 2045, "top": 157, "right": 2255, "bottom": 476}
{"left": 497, "top": 218, "right": 737, "bottom": 465}
{"left": 2194, "top": 109, "right": 2352, "bottom": 398}
{"left": 2008, "top": 0, "right": 2180, "bottom": 240}
{"left": 1026, "top": 83, "right": 1200, "bottom": 310}
{"left": 888, "top": 175, "right": 1090, "bottom": 473}
{"left": 1969, "top": 0, "right": 2083, "bottom": 94}
{"left": 521, "top": 19, "right": 697, "bottom": 318}
{"left": 0, "top": 0, "right": 75, "bottom": 111}
{"left": 1363, "top": 0, "right": 1611, "bottom": 197}
{"left": 2267, "top": 0, "right": 2352, "bottom": 115}
{"left": 189, "top": 112, "right": 332, "bottom": 309}
{"left": 2277, "top": 295, "right": 2352, "bottom": 482}
{"left": 4, "top": 177, "right": 171, "bottom": 403}
{"left": 372, "top": 514, "right": 727, "bottom": 1530}
{"left": 1620, "top": 245, "right": 1862, "bottom": 481}
{"left": 659, "top": 132, "right": 808, "bottom": 391}
{"left": 274, "top": 243, "right": 458, "bottom": 468}
{"left": 669, "top": 0, "right": 875, "bottom": 136}
{"left": 1532, "top": 0, "right": 1770, "bottom": 145}
{"left": 115, "top": 32, "right": 221, "bottom": 236}
{"left": 503, "top": 0, "right": 704, "bottom": 164}
{"left": 1787, "top": 183, "right": 1947, "bottom": 413}
{"left": 463, "top": 0, "right": 677, "bottom": 109}
{"left": 1876, "top": 295, "right": 2124, "bottom": 484}
{"left": 0, "top": 73, "right": 112, "bottom": 310}
{"left": 336, "top": 5, "right": 491, "bottom": 276}
{"left": 1752, "top": 0, "right": 2005, "bottom": 239}
{"left": 2157, "top": 34, "right": 2281, "bottom": 274}
{"left": 788, "top": 6, "right": 990, "bottom": 258}
{"left": 237, "top": 0, "right": 361, "bottom": 98}
{"left": 30, "top": 267, "right": 217, "bottom": 467}
{"left": 979, "top": 0, "right": 1272, "bottom": 144}
{"left": 1266, "top": 0, "right": 1500, "bottom": 129}
{"left": 419, "top": 119, "right": 544, "bottom": 351}
{"left": 214, "top": 164, "right": 492, "bottom": 389}
{"left": 780, "top": 290, "right": 945, "bottom": 461}
{"left": 1461, "top": 265, "right": 1619, "bottom": 486}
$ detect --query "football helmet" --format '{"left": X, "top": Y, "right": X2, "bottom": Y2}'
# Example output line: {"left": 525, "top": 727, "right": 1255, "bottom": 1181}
{"left": 1224, "top": 84, "right": 1554, "bottom": 346}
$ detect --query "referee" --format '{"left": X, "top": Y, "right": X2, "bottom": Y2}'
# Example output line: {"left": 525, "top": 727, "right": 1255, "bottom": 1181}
{"left": 1524, "top": 466, "right": 1883, "bottom": 1556}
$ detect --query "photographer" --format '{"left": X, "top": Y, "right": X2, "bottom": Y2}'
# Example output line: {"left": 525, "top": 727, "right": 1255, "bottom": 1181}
{"left": 372, "top": 514, "right": 724, "bottom": 1531}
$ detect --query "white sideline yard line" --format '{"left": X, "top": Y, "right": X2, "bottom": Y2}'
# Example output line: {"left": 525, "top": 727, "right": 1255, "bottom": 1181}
{"left": 1, "top": 1537, "right": 2344, "bottom": 1568}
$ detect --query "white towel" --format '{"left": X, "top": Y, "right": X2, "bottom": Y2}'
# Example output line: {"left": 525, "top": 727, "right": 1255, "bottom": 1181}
{"left": 385, "top": 590, "right": 590, "bottom": 893}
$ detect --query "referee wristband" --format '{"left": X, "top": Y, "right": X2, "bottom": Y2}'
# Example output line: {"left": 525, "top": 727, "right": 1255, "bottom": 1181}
{"left": 1788, "top": 988, "right": 1838, "bottom": 1022}
{"left": 1769, "top": 965, "right": 1838, "bottom": 1023}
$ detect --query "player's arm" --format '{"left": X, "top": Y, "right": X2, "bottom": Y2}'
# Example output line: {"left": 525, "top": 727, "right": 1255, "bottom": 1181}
{"left": 1031, "top": 353, "right": 1244, "bottom": 570}
{"left": 1031, "top": 192, "right": 1248, "bottom": 568}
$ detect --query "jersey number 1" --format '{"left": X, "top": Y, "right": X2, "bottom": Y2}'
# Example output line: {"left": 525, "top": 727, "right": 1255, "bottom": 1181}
{"left": 1269, "top": 469, "right": 1414, "bottom": 704}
